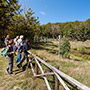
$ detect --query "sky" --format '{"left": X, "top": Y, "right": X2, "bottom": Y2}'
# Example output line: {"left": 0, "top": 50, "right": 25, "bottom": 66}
{"left": 19, "top": 0, "right": 90, "bottom": 25}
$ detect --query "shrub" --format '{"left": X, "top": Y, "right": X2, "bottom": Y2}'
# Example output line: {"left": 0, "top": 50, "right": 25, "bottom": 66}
{"left": 60, "top": 38, "right": 71, "bottom": 58}
{"left": 77, "top": 46, "right": 86, "bottom": 54}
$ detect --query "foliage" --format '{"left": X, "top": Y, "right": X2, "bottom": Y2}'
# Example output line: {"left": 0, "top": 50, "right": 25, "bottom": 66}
{"left": 9, "top": 8, "right": 40, "bottom": 41}
{"left": 0, "top": 0, "right": 90, "bottom": 45}
{"left": 77, "top": 46, "right": 86, "bottom": 54}
{"left": 0, "top": 0, "right": 41, "bottom": 44}
{"left": 60, "top": 38, "right": 71, "bottom": 58}
{"left": 41, "top": 20, "right": 90, "bottom": 41}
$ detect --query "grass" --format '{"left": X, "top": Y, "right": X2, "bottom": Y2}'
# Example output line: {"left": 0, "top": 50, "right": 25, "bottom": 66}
{"left": 0, "top": 40, "right": 90, "bottom": 89}
{"left": 0, "top": 53, "right": 47, "bottom": 90}
{"left": 30, "top": 40, "right": 90, "bottom": 88}
{"left": 71, "top": 50, "right": 90, "bottom": 61}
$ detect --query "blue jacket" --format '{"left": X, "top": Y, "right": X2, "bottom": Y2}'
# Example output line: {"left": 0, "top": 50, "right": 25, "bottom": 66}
{"left": 18, "top": 42, "right": 29, "bottom": 54}
{"left": 22, "top": 42, "right": 29, "bottom": 53}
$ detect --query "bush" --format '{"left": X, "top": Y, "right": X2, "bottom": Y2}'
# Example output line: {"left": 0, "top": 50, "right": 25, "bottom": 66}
{"left": 77, "top": 46, "right": 86, "bottom": 54}
{"left": 60, "top": 38, "right": 71, "bottom": 58}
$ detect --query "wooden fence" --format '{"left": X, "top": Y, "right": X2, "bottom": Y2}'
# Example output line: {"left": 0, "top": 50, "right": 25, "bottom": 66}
{"left": 28, "top": 51, "right": 90, "bottom": 90}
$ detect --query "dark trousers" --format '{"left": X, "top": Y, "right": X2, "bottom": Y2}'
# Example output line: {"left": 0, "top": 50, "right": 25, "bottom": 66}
{"left": 19, "top": 52, "right": 29, "bottom": 66}
{"left": 6, "top": 56, "right": 13, "bottom": 73}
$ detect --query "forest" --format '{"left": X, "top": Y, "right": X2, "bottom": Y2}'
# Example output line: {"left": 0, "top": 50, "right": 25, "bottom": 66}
{"left": 0, "top": 0, "right": 90, "bottom": 45}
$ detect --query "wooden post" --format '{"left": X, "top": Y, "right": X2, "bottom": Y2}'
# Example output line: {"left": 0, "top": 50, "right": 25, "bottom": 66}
{"left": 55, "top": 66, "right": 59, "bottom": 90}
{"left": 58, "top": 35, "right": 60, "bottom": 58}
{"left": 35, "top": 62, "right": 38, "bottom": 75}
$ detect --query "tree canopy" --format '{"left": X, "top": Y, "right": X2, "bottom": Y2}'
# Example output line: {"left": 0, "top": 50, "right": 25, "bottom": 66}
{"left": 0, "top": 0, "right": 90, "bottom": 44}
{"left": 41, "top": 20, "right": 90, "bottom": 41}
{"left": 0, "top": 0, "right": 40, "bottom": 42}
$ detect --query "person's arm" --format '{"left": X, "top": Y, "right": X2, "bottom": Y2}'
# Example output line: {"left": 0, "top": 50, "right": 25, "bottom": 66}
{"left": 24, "top": 43, "right": 29, "bottom": 51}
{"left": 6, "top": 46, "right": 14, "bottom": 55}
{"left": 4, "top": 38, "right": 8, "bottom": 46}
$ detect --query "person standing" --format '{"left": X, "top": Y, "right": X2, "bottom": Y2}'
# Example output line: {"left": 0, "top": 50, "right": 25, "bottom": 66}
{"left": 4, "top": 35, "right": 10, "bottom": 46}
{"left": 14, "top": 36, "right": 19, "bottom": 48}
{"left": 17, "top": 39, "right": 29, "bottom": 69}
{"left": 16, "top": 35, "right": 24, "bottom": 63}
{"left": 18, "top": 35, "right": 24, "bottom": 46}
{"left": 6, "top": 40, "right": 15, "bottom": 75}
{"left": 13, "top": 36, "right": 19, "bottom": 51}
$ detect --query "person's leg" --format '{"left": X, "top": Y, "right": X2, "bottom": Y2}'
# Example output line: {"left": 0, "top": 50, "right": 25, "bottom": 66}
{"left": 20, "top": 52, "right": 25, "bottom": 65}
{"left": 26, "top": 55, "right": 29, "bottom": 67}
{"left": 9, "top": 57, "right": 13, "bottom": 74}
{"left": 22, "top": 54, "right": 29, "bottom": 71}
{"left": 6, "top": 56, "right": 10, "bottom": 73}
{"left": 17, "top": 52, "right": 25, "bottom": 68}
{"left": 6, "top": 56, "right": 13, "bottom": 74}
{"left": 16, "top": 52, "right": 21, "bottom": 63}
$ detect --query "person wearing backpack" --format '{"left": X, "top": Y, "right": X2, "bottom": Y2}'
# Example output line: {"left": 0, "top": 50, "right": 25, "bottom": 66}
{"left": 17, "top": 39, "right": 29, "bottom": 70}
{"left": 6, "top": 40, "right": 15, "bottom": 75}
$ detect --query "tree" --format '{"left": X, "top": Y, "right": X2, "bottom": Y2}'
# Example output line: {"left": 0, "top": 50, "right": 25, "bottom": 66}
{"left": 0, "top": 0, "right": 21, "bottom": 36}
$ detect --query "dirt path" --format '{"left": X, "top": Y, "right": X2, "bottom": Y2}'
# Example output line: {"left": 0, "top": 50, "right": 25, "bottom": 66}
{"left": 0, "top": 87, "right": 3, "bottom": 90}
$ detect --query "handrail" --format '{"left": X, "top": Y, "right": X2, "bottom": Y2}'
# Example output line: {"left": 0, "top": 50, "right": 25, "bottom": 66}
{"left": 34, "top": 57, "right": 51, "bottom": 90}
{"left": 54, "top": 71, "right": 70, "bottom": 90}
{"left": 28, "top": 51, "right": 90, "bottom": 90}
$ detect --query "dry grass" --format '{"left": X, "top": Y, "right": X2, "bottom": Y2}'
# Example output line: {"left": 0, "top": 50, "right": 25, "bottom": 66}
{"left": 70, "top": 40, "right": 90, "bottom": 49}
{"left": 30, "top": 40, "right": 90, "bottom": 87}
{"left": 51, "top": 39, "right": 90, "bottom": 49}
{"left": 0, "top": 40, "right": 90, "bottom": 89}
{"left": 0, "top": 53, "right": 47, "bottom": 90}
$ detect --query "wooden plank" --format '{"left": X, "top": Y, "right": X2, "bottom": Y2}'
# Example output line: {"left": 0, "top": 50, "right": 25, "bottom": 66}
{"left": 35, "top": 73, "right": 54, "bottom": 77}
{"left": 52, "top": 67, "right": 90, "bottom": 90}
{"left": 35, "top": 62, "right": 38, "bottom": 75}
{"left": 28, "top": 57, "right": 36, "bottom": 76}
{"left": 34, "top": 57, "right": 51, "bottom": 90}
{"left": 28, "top": 51, "right": 90, "bottom": 90}
{"left": 55, "top": 66, "right": 59, "bottom": 90}
{"left": 54, "top": 71, "right": 70, "bottom": 90}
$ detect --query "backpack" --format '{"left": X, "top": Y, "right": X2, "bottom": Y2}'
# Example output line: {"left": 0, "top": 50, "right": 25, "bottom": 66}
{"left": 1, "top": 48, "right": 6, "bottom": 57}
{"left": 18, "top": 41, "right": 24, "bottom": 53}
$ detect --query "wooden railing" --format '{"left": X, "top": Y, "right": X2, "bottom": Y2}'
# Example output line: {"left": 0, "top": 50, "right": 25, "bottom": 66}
{"left": 28, "top": 51, "right": 90, "bottom": 90}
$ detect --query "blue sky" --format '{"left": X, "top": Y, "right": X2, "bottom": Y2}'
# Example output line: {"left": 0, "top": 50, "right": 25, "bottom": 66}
{"left": 19, "top": 0, "right": 90, "bottom": 25}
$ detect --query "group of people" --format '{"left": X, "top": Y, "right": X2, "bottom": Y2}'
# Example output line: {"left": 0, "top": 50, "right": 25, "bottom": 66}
{"left": 4, "top": 34, "right": 29, "bottom": 75}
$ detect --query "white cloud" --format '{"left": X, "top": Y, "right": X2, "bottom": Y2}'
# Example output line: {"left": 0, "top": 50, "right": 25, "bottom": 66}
{"left": 39, "top": 11, "right": 46, "bottom": 15}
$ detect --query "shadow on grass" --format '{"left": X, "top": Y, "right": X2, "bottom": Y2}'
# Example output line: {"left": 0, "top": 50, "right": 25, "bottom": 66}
{"left": 60, "top": 76, "right": 80, "bottom": 90}
{"left": 73, "top": 58, "right": 83, "bottom": 61}
{"left": 36, "top": 74, "right": 80, "bottom": 90}
{"left": 14, "top": 70, "right": 24, "bottom": 75}
{"left": 13, "top": 69, "right": 21, "bottom": 72}
{"left": 45, "top": 48, "right": 58, "bottom": 55}
{"left": 29, "top": 41, "right": 58, "bottom": 50}
{"left": 14, "top": 64, "right": 31, "bottom": 75}
{"left": 30, "top": 42, "right": 85, "bottom": 62}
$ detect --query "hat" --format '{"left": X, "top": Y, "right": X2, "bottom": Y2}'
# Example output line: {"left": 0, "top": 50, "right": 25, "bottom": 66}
{"left": 16, "top": 36, "right": 19, "bottom": 39}
{"left": 20, "top": 35, "right": 24, "bottom": 39}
